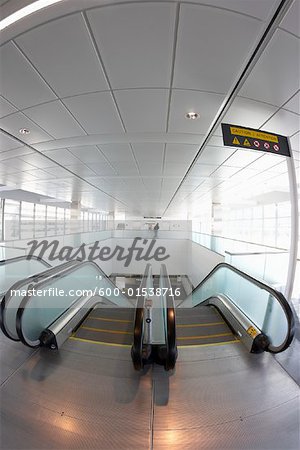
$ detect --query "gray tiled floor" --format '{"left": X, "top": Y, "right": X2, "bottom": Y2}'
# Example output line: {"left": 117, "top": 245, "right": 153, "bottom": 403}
{"left": 1, "top": 332, "right": 299, "bottom": 450}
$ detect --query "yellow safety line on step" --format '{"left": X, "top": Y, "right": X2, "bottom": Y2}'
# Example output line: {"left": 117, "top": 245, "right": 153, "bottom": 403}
{"left": 80, "top": 326, "right": 131, "bottom": 335}
{"left": 177, "top": 321, "right": 225, "bottom": 328}
{"left": 87, "top": 317, "right": 132, "bottom": 324}
{"left": 178, "top": 339, "right": 241, "bottom": 348}
{"left": 69, "top": 336, "right": 131, "bottom": 348}
{"left": 177, "top": 332, "right": 232, "bottom": 340}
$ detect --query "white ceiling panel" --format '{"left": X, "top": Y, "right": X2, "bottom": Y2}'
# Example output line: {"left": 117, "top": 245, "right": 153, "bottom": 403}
{"left": 247, "top": 154, "right": 287, "bottom": 173}
{"left": 197, "top": 146, "right": 235, "bottom": 165}
{"left": 290, "top": 131, "right": 300, "bottom": 151}
{"left": 19, "top": 152, "right": 57, "bottom": 169}
{"left": 231, "top": 168, "right": 263, "bottom": 180}
{"left": 189, "top": 164, "right": 218, "bottom": 177}
{"left": 65, "top": 164, "right": 96, "bottom": 177}
{"left": 225, "top": 149, "right": 261, "bottom": 167}
{"left": 3, "top": 172, "right": 39, "bottom": 183}
{"left": 132, "top": 143, "right": 165, "bottom": 164}
{"left": 142, "top": 177, "right": 162, "bottom": 190}
{"left": 164, "top": 162, "right": 190, "bottom": 176}
{"left": 107, "top": 161, "right": 137, "bottom": 176}
{"left": 94, "top": 162, "right": 128, "bottom": 176}
{"left": 16, "top": 14, "right": 109, "bottom": 97}
{"left": 181, "top": 177, "right": 207, "bottom": 187}
{"left": 0, "top": 162, "right": 19, "bottom": 174}
{"left": 45, "top": 166, "right": 76, "bottom": 179}
{"left": 240, "top": 29, "right": 300, "bottom": 107}
{"left": 23, "top": 169, "right": 57, "bottom": 180}
{"left": 0, "top": 147, "right": 33, "bottom": 160}
{"left": 168, "top": 90, "right": 224, "bottom": 134}
{"left": 173, "top": 4, "right": 263, "bottom": 93}
{"left": 99, "top": 144, "right": 133, "bottom": 163}
{"left": 43, "top": 148, "right": 80, "bottom": 166}
{"left": 221, "top": 96, "right": 278, "bottom": 130}
{"left": 122, "top": 178, "right": 145, "bottom": 190}
{"left": 0, "top": 42, "right": 56, "bottom": 109}
{"left": 191, "top": 0, "right": 279, "bottom": 20}
{"left": 283, "top": 91, "right": 300, "bottom": 115}
{"left": 0, "top": 112, "right": 53, "bottom": 144}
{"left": 207, "top": 136, "right": 224, "bottom": 147}
{"left": 165, "top": 144, "right": 199, "bottom": 163}
{"left": 139, "top": 163, "right": 162, "bottom": 176}
{"left": 0, "top": 131, "right": 23, "bottom": 152}
{"left": 64, "top": 92, "right": 124, "bottom": 134}
{"left": 87, "top": 3, "right": 176, "bottom": 89}
{"left": 0, "top": 96, "right": 17, "bottom": 118}
{"left": 68, "top": 146, "right": 107, "bottom": 164}
{"left": 0, "top": 158, "right": 36, "bottom": 171}
{"left": 114, "top": 89, "right": 169, "bottom": 132}
{"left": 262, "top": 109, "right": 300, "bottom": 136}
{"left": 280, "top": 0, "right": 300, "bottom": 37}
{"left": 210, "top": 165, "right": 240, "bottom": 178}
{"left": 23, "top": 101, "right": 85, "bottom": 139}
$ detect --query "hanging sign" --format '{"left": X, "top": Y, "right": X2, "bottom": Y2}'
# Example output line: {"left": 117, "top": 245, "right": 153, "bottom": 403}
{"left": 221, "top": 123, "right": 291, "bottom": 157}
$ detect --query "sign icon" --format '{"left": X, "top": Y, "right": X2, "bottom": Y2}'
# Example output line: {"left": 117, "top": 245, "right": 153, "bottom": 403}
{"left": 264, "top": 142, "right": 270, "bottom": 150}
{"left": 243, "top": 138, "right": 251, "bottom": 147}
{"left": 232, "top": 137, "right": 240, "bottom": 145}
{"left": 254, "top": 140, "right": 260, "bottom": 148}
{"left": 273, "top": 144, "right": 280, "bottom": 151}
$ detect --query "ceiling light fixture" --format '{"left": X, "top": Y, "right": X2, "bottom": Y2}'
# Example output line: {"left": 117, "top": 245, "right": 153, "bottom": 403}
{"left": 19, "top": 128, "right": 30, "bottom": 135}
{"left": 185, "top": 112, "right": 200, "bottom": 120}
{"left": 0, "top": 0, "right": 65, "bottom": 31}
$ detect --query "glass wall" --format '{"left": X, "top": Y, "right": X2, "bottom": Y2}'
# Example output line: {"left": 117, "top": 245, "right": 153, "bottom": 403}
{"left": 0, "top": 200, "right": 110, "bottom": 242}
{"left": 194, "top": 201, "right": 296, "bottom": 252}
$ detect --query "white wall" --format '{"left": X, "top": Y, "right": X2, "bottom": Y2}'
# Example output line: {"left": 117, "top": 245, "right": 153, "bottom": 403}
{"left": 109, "top": 238, "right": 188, "bottom": 276}
{"left": 187, "top": 241, "right": 224, "bottom": 287}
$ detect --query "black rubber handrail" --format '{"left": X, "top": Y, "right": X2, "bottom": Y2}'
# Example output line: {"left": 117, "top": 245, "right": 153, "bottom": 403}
{"left": 16, "top": 260, "right": 131, "bottom": 348}
{"left": 160, "top": 264, "right": 177, "bottom": 370}
{"left": 131, "top": 263, "right": 151, "bottom": 370}
{"left": 0, "top": 260, "right": 78, "bottom": 341}
{"left": 0, "top": 254, "right": 51, "bottom": 267}
{"left": 185, "top": 262, "right": 295, "bottom": 353}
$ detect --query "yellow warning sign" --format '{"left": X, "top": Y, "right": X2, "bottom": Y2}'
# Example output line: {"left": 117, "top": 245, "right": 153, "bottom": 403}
{"left": 243, "top": 138, "right": 251, "bottom": 147}
{"left": 247, "top": 326, "right": 258, "bottom": 338}
{"left": 230, "top": 126, "right": 279, "bottom": 143}
{"left": 232, "top": 137, "right": 240, "bottom": 145}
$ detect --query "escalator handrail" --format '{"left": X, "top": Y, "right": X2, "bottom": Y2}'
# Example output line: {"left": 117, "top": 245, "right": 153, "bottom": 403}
{"left": 15, "top": 260, "right": 131, "bottom": 347}
{"left": 131, "top": 263, "right": 151, "bottom": 369}
{"left": 0, "top": 254, "right": 51, "bottom": 267}
{"left": 0, "top": 260, "right": 78, "bottom": 340}
{"left": 188, "top": 262, "right": 295, "bottom": 353}
{"left": 160, "top": 264, "right": 177, "bottom": 370}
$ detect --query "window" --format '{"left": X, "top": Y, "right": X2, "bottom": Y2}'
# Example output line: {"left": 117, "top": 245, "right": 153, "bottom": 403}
{"left": 34, "top": 204, "right": 46, "bottom": 237}
{"left": 20, "top": 202, "right": 34, "bottom": 239}
{"left": 4, "top": 199, "right": 20, "bottom": 240}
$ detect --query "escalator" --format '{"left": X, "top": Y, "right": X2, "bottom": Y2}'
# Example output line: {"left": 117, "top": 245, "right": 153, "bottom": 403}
{"left": 0, "top": 255, "right": 51, "bottom": 299}
{"left": 0, "top": 258, "right": 297, "bottom": 450}
{"left": 177, "top": 262, "right": 295, "bottom": 354}
{"left": 0, "top": 257, "right": 294, "bottom": 364}
{"left": 0, "top": 258, "right": 133, "bottom": 349}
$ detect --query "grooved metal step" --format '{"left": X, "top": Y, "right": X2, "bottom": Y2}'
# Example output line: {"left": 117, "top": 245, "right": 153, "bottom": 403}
{"left": 72, "top": 307, "right": 135, "bottom": 346}
{"left": 176, "top": 305, "right": 238, "bottom": 347}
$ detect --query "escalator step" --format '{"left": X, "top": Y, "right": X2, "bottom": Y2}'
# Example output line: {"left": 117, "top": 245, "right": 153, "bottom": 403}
{"left": 72, "top": 307, "right": 134, "bottom": 346}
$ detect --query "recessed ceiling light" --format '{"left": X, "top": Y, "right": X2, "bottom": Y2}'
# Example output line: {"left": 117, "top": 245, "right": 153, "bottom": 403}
{"left": 185, "top": 112, "right": 200, "bottom": 120}
{"left": 0, "top": 0, "right": 64, "bottom": 31}
{"left": 19, "top": 128, "right": 30, "bottom": 135}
